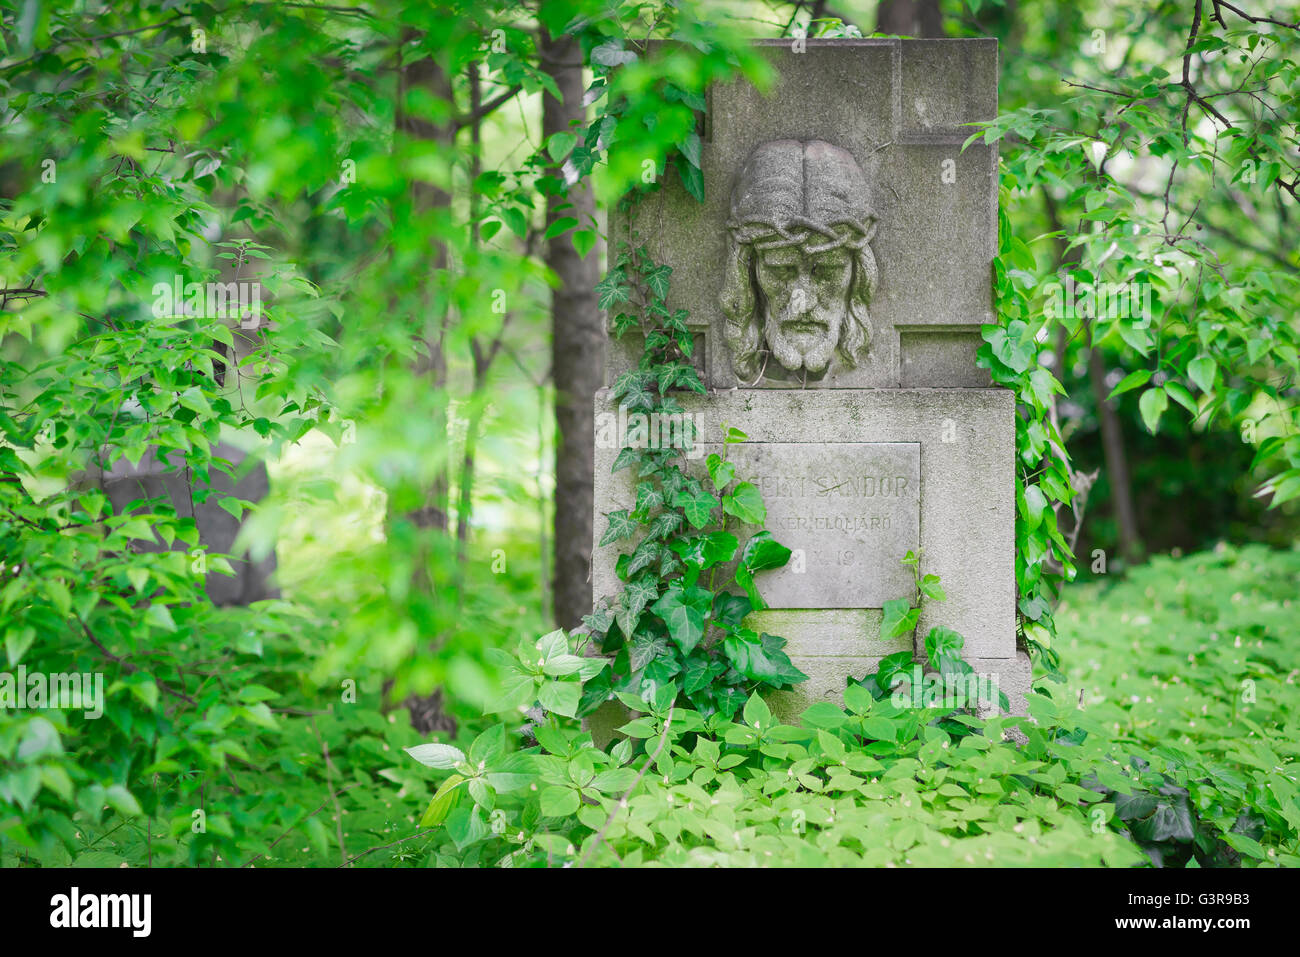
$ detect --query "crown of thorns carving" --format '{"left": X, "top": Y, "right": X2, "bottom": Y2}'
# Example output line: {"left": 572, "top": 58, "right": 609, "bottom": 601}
{"left": 727, "top": 215, "right": 876, "bottom": 255}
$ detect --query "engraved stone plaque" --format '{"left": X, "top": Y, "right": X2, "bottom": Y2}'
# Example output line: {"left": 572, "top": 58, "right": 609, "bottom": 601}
{"left": 724, "top": 442, "right": 920, "bottom": 608}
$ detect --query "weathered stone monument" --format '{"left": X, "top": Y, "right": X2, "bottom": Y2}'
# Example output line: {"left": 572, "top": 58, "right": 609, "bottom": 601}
{"left": 594, "top": 38, "right": 1030, "bottom": 721}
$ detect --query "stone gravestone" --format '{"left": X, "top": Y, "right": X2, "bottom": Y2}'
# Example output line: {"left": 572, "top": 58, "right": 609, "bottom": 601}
{"left": 592, "top": 38, "right": 1030, "bottom": 725}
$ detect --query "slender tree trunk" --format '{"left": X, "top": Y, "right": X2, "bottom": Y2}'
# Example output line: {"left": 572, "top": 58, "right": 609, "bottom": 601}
{"left": 876, "top": 0, "right": 944, "bottom": 36}
{"left": 392, "top": 31, "right": 457, "bottom": 735}
{"left": 397, "top": 31, "right": 453, "bottom": 535}
{"left": 1088, "top": 348, "right": 1142, "bottom": 563}
{"left": 456, "top": 64, "right": 483, "bottom": 564}
{"left": 540, "top": 17, "right": 602, "bottom": 629}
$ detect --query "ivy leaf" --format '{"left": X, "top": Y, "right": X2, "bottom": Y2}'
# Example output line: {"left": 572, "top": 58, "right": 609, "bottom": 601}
{"left": 619, "top": 576, "right": 660, "bottom": 635}
{"left": 595, "top": 271, "right": 630, "bottom": 310}
{"left": 625, "top": 540, "right": 661, "bottom": 577}
{"left": 671, "top": 530, "right": 738, "bottom": 569}
{"left": 712, "top": 592, "right": 753, "bottom": 629}
{"left": 740, "top": 530, "right": 791, "bottom": 572}
{"left": 682, "top": 655, "right": 723, "bottom": 696}
{"left": 706, "top": 452, "right": 736, "bottom": 490}
{"left": 1019, "top": 483, "right": 1049, "bottom": 531}
{"left": 733, "top": 563, "right": 764, "bottom": 611}
{"left": 918, "top": 573, "right": 946, "bottom": 602}
{"left": 875, "top": 651, "right": 915, "bottom": 694}
{"left": 881, "top": 599, "right": 920, "bottom": 640}
{"left": 658, "top": 550, "right": 683, "bottom": 578}
{"left": 650, "top": 583, "right": 712, "bottom": 654}
{"left": 923, "top": 626, "right": 965, "bottom": 670}
{"left": 675, "top": 486, "right": 720, "bottom": 529}
{"left": 628, "top": 632, "right": 670, "bottom": 671}
{"left": 611, "top": 447, "right": 639, "bottom": 473}
{"left": 722, "top": 481, "right": 765, "bottom": 525}
{"left": 724, "top": 633, "right": 806, "bottom": 685}
{"left": 600, "top": 510, "right": 637, "bottom": 546}
{"left": 644, "top": 264, "right": 672, "bottom": 300}
{"left": 645, "top": 511, "right": 683, "bottom": 541}
{"left": 632, "top": 481, "right": 665, "bottom": 520}
{"left": 582, "top": 603, "right": 614, "bottom": 636}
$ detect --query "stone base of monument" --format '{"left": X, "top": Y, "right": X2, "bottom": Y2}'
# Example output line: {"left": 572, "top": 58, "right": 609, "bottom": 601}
{"left": 586, "top": 386, "right": 1030, "bottom": 746}
{"left": 581, "top": 650, "right": 1033, "bottom": 749}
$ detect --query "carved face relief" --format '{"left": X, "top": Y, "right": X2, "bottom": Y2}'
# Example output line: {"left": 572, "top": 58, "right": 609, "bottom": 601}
{"left": 720, "top": 139, "right": 879, "bottom": 383}
{"left": 755, "top": 245, "right": 854, "bottom": 375}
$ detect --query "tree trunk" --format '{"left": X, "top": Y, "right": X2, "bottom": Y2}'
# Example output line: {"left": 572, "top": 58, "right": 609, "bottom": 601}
{"left": 1088, "top": 348, "right": 1142, "bottom": 564}
{"left": 876, "top": 0, "right": 944, "bottom": 36}
{"left": 393, "top": 32, "right": 456, "bottom": 735}
{"left": 540, "top": 18, "right": 602, "bottom": 630}
{"left": 397, "top": 31, "right": 453, "bottom": 535}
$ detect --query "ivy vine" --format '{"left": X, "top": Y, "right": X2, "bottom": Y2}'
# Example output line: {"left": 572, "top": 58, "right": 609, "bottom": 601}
{"left": 578, "top": 189, "right": 806, "bottom": 719}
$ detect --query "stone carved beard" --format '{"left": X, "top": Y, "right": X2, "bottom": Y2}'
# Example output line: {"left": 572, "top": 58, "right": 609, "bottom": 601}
{"left": 760, "top": 290, "right": 843, "bottom": 375}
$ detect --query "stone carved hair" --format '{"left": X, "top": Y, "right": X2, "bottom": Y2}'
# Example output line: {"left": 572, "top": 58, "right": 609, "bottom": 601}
{"left": 719, "top": 139, "right": 879, "bottom": 382}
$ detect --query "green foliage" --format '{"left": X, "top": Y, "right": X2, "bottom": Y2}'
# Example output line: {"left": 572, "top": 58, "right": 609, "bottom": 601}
{"left": 400, "top": 545, "right": 1300, "bottom": 868}
{"left": 966, "top": 0, "right": 1300, "bottom": 564}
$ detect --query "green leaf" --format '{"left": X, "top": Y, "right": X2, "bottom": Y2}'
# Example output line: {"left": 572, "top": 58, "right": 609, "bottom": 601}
{"left": 722, "top": 482, "right": 765, "bottom": 525}
{"left": 923, "top": 626, "right": 965, "bottom": 669}
{"left": 1020, "top": 483, "right": 1049, "bottom": 531}
{"left": 404, "top": 743, "right": 466, "bottom": 769}
{"left": 706, "top": 452, "right": 736, "bottom": 490}
{"left": 546, "top": 131, "right": 576, "bottom": 162}
{"left": 672, "top": 530, "right": 738, "bottom": 570}
{"left": 917, "top": 574, "right": 946, "bottom": 602}
{"left": 105, "top": 784, "right": 142, "bottom": 817}
{"left": 632, "top": 481, "right": 665, "bottom": 519}
{"left": 881, "top": 599, "right": 919, "bottom": 639}
{"left": 591, "top": 767, "right": 639, "bottom": 793}
{"left": 538, "top": 680, "right": 581, "bottom": 718}
{"left": 1165, "top": 381, "right": 1197, "bottom": 413}
{"left": 1107, "top": 368, "right": 1151, "bottom": 400}
{"left": 724, "top": 633, "right": 806, "bottom": 685}
{"left": 740, "top": 530, "right": 791, "bottom": 572}
{"left": 650, "top": 583, "right": 711, "bottom": 654}
{"left": 675, "top": 486, "right": 720, "bottom": 529}
{"left": 573, "top": 230, "right": 597, "bottom": 259}
{"left": 1138, "top": 386, "right": 1168, "bottom": 434}
{"left": 742, "top": 691, "right": 772, "bottom": 731}
{"left": 875, "top": 651, "right": 915, "bottom": 693}
{"left": 600, "top": 509, "right": 637, "bottom": 546}
{"left": 1188, "top": 355, "right": 1217, "bottom": 394}
{"left": 540, "top": 785, "right": 580, "bottom": 818}
{"left": 544, "top": 216, "right": 579, "bottom": 240}
{"left": 420, "top": 774, "right": 465, "bottom": 827}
